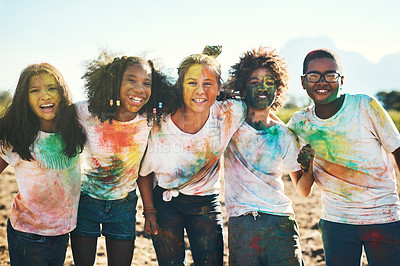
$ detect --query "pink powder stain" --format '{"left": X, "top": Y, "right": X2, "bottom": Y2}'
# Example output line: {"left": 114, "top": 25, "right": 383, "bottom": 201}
{"left": 250, "top": 236, "right": 262, "bottom": 253}
{"left": 364, "top": 231, "right": 385, "bottom": 248}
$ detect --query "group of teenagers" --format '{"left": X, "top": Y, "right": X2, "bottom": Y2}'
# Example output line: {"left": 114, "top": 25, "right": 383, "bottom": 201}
{"left": 0, "top": 44, "right": 399, "bottom": 266}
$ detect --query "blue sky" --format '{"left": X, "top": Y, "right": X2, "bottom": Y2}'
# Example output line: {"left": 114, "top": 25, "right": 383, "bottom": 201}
{"left": 1, "top": 0, "right": 399, "bottom": 101}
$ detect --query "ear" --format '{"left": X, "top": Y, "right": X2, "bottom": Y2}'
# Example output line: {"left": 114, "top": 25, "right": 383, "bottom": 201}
{"left": 301, "top": 76, "right": 306, "bottom": 90}
{"left": 340, "top": 75, "right": 344, "bottom": 85}
{"left": 217, "top": 84, "right": 221, "bottom": 96}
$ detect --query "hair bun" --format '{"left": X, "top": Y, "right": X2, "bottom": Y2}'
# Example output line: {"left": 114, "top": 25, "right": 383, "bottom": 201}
{"left": 202, "top": 45, "right": 222, "bottom": 58}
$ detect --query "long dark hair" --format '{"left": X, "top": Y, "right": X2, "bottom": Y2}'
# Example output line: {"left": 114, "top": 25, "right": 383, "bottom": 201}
{"left": 0, "top": 63, "right": 86, "bottom": 161}
{"left": 84, "top": 56, "right": 174, "bottom": 124}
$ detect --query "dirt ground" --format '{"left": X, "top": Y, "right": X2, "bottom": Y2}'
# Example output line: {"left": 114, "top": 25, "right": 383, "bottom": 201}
{"left": 1, "top": 161, "right": 399, "bottom": 265}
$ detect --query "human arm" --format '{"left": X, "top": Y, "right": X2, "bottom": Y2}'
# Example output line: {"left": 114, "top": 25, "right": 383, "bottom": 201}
{"left": 0, "top": 157, "right": 9, "bottom": 174}
{"left": 393, "top": 146, "right": 400, "bottom": 174}
{"left": 289, "top": 144, "right": 315, "bottom": 197}
{"left": 137, "top": 173, "right": 159, "bottom": 235}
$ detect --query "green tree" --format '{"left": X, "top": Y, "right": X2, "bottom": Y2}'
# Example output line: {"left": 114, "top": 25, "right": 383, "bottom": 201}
{"left": 376, "top": 90, "right": 400, "bottom": 111}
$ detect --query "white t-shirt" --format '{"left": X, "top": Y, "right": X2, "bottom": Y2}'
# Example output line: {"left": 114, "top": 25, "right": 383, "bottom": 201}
{"left": 1, "top": 131, "right": 81, "bottom": 235}
{"left": 224, "top": 120, "right": 301, "bottom": 218}
{"left": 140, "top": 99, "right": 246, "bottom": 197}
{"left": 288, "top": 93, "right": 400, "bottom": 225}
{"left": 76, "top": 101, "right": 151, "bottom": 200}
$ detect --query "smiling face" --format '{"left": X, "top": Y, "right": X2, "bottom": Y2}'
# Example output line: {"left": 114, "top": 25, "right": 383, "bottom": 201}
{"left": 302, "top": 58, "right": 343, "bottom": 105}
{"left": 245, "top": 68, "right": 277, "bottom": 110}
{"left": 116, "top": 62, "right": 152, "bottom": 121}
{"left": 28, "top": 73, "right": 61, "bottom": 132}
{"left": 182, "top": 64, "right": 220, "bottom": 115}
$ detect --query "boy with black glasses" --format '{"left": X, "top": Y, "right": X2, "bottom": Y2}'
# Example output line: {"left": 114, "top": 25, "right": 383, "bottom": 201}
{"left": 288, "top": 49, "right": 400, "bottom": 265}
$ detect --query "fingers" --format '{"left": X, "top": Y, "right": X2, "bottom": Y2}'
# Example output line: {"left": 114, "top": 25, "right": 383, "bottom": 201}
{"left": 150, "top": 221, "right": 159, "bottom": 235}
{"left": 298, "top": 144, "right": 315, "bottom": 171}
{"left": 144, "top": 213, "right": 159, "bottom": 235}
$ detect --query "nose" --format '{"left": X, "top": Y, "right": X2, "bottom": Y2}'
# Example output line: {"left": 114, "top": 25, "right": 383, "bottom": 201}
{"left": 134, "top": 83, "right": 146, "bottom": 93}
{"left": 196, "top": 84, "right": 206, "bottom": 95}
{"left": 318, "top": 76, "right": 327, "bottom": 84}
{"left": 42, "top": 90, "right": 52, "bottom": 99}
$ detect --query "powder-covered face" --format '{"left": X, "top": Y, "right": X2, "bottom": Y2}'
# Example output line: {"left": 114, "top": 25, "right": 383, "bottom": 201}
{"left": 182, "top": 64, "right": 220, "bottom": 115}
{"left": 28, "top": 73, "right": 61, "bottom": 132}
{"left": 245, "top": 68, "right": 277, "bottom": 110}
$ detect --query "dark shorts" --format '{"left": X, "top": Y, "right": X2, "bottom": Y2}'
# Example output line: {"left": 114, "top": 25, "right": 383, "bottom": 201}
{"left": 319, "top": 219, "right": 400, "bottom": 266}
{"left": 228, "top": 212, "right": 303, "bottom": 266}
{"left": 7, "top": 219, "right": 69, "bottom": 266}
{"left": 71, "top": 190, "right": 138, "bottom": 241}
{"left": 152, "top": 185, "right": 224, "bottom": 266}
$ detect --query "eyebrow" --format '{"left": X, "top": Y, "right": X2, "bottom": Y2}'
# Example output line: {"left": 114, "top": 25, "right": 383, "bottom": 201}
{"left": 125, "top": 74, "right": 151, "bottom": 80}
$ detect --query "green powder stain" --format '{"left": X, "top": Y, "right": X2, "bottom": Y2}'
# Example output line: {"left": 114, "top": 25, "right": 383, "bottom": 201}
{"left": 36, "top": 133, "right": 65, "bottom": 153}
{"left": 34, "top": 133, "right": 76, "bottom": 170}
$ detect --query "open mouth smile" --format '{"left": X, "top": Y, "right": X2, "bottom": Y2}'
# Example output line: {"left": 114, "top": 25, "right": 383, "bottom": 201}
{"left": 128, "top": 95, "right": 145, "bottom": 103}
{"left": 193, "top": 99, "right": 206, "bottom": 103}
{"left": 40, "top": 103, "right": 55, "bottom": 111}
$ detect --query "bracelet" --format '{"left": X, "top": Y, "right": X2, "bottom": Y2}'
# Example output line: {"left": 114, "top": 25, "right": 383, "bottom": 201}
{"left": 143, "top": 207, "right": 157, "bottom": 217}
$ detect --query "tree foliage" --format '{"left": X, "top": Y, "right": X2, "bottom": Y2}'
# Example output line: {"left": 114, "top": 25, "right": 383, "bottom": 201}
{"left": 376, "top": 90, "right": 400, "bottom": 111}
{"left": 0, "top": 90, "right": 12, "bottom": 117}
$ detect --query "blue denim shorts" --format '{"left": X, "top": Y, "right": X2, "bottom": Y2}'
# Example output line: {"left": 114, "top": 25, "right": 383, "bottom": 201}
{"left": 7, "top": 219, "right": 69, "bottom": 266}
{"left": 71, "top": 190, "right": 138, "bottom": 241}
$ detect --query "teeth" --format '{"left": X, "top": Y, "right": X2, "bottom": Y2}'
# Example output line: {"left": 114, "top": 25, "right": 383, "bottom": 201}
{"left": 128, "top": 96, "right": 143, "bottom": 102}
{"left": 257, "top": 95, "right": 267, "bottom": 98}
{"left": 193, "top": 99, "right": 206, "bottom": 103}
{"left": 316, "top": 89, "right": 328, "bottom": 93}
{"left": 40, "top": 104, "right": 54, "bottom": 108}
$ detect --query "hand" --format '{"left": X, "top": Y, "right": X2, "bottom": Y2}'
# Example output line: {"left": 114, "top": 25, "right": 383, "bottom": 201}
{"left": 144, "top": 212, "right": 159, "bottom": 235}
{"left": 297, "top": 144, "right": 315, "bottom": 172}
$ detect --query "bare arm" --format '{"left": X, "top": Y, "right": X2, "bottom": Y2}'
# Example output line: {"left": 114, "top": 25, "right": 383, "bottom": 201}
{"left": 0, "top": 157, "right": 9, "bottom": 174}
{"left": 289, "top": 169, "right": 314, "bottom": 197}
{"left": 393, "top": 146, "right": 400, "bottom": 174}
{"left": 137, "top": 173, "right": 158, "bottom": 235}
{"left": 289, "top": 144, "right": 315, "bottom": 197}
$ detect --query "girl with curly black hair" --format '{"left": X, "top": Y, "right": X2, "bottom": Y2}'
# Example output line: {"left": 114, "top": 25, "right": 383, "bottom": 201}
{"left": 0, "top": 63, "right": 86, "bottom": 265}
{"left": 70, "top": 55, "right": 173, "bottom": 266}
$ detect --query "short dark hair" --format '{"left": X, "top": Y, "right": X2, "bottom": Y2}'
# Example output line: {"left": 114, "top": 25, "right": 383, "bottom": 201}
{"left": 303, "top": 49, "right": 342, "bottom": 74}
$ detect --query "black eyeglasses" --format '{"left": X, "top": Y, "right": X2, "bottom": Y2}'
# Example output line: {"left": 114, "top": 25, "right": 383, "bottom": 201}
{"left": 303, "top": 71, "right": 341, "bottom": 83}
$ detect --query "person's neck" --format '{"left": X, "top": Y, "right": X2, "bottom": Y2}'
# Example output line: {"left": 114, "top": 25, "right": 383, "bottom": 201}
{"left": 246, "top": 107, "right": 275, "bottom": 130}
{"left": 315, "top": 94, "right": 345, "bottom": 119}
{"left": 171, "top": 106, "right": 210, "bottom": 134}
{"left": 39, "top": 121, "right": 57, "bottom": 133}
{"left": 115, "top": 109, "right": 137, "bottom": 122}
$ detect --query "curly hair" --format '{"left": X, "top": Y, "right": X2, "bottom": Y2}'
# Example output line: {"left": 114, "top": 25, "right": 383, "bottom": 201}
{"left": 83, "top": 56, "right": 174, "bottom": 124}
{"left": 0, "top": 63, "right": 86, "bottom": 161}
{"left": 229, "top": 47, "right": 290, "bottom": 111}
{"left": 171, "top": 51, "right": 222, "bottom": 112}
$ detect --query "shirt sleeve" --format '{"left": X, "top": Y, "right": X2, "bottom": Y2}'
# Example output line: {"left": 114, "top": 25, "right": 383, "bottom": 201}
{"left": 1, "top": 146, "right": 21, "bottom": 167}
{"left": 365, "top": 95, "right": 400, "bottom": 153}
